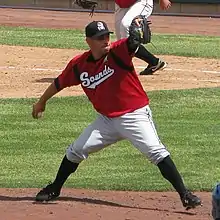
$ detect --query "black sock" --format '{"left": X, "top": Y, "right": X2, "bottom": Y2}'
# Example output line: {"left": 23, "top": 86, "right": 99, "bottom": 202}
{"left": 157, "top": 156, "right": 187, "bottom": 198}
{"left": 53, "top": 155, "right": 79, "bottom": 190}
{"left": 135, "top": 44, "right": 159, "bottom": 66}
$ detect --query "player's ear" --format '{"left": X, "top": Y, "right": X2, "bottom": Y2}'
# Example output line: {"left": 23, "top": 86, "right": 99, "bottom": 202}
{"left": 86, "top": 37, "right": 92, "bottom": 46}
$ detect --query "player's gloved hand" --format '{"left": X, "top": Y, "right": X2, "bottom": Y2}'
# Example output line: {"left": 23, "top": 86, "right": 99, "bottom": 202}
{"left": 129, "top": 15, "right": 151, "bottom": 45}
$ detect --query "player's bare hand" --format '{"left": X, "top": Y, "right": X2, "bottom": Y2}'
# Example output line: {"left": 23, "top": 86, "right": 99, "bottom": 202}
{"left": 32, "top": 101, "right": 46, "bottom": 119}
{"left": 134, "top": 17, "right": 143, "bottom": 27}
{"left": 160, "top": 0, "right": 171, "bottom": 10}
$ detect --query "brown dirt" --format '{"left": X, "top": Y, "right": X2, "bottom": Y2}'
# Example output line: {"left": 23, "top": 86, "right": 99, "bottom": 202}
{"left": 0, "top": 8, "right": 219, "bottom": 219}
{"left": 0, "top": 189, "right": 212, "bottom": 220}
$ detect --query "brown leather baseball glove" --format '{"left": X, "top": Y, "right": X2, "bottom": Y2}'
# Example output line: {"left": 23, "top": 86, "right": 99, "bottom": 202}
{"left": 74, "top": 0, "right": 98, "bottom": 16}
{"left": 129, "top": 15, "right": 152, "bottom": 45}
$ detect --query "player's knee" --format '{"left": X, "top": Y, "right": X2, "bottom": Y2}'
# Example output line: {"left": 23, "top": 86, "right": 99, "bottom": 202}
{"left": 66, "top": 143, "right": 87, "bottom": 163}
{"left": 148, "top": 149, "right": 170, "bottom": 165}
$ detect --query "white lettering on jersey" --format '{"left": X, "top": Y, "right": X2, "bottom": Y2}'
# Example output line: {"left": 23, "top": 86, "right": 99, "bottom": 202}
{"left": 97, "top": 22, "right": 105, "bottom": 31}
{"left": 80, "top": 65, "right": 114, "bottom": 89}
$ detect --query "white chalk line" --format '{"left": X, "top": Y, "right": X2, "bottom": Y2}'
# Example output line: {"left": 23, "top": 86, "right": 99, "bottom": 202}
{"left": 0, "top": 66, "right": 62, "bottom": 72}
{"left": 136, "top": 66, "right": 220, "bottom": 75}
{"left": 1, "top": 65, "right": 220, "bottom": 74}
{"left": 0, "top": 65, "right": 220, "bottom": 83}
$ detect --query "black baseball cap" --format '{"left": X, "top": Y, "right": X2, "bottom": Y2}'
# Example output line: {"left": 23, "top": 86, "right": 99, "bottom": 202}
{"left": 85, "top": 21, "right": 113, "bottom": 38}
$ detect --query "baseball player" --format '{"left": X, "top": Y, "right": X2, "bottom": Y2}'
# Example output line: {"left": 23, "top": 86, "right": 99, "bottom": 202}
{"left": 32, "top": 20, "right": 201, "bottom": 210}
{"left": 115, "top": 0, "right": 171, "bottom": 75}
{"left": 212, "top": 183, "right": 220, "bottom": 220}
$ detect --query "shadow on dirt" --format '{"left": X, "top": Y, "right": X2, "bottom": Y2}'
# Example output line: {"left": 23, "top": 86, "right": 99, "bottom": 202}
{"left": 34, "top": 78, "right": 55, "bottom": 83}
{"left": 0, "top": 195, "right": 196, "bottom": 216}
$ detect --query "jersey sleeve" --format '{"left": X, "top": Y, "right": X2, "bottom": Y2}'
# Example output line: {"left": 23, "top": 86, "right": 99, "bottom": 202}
{"left": 55, "top": 56, "right": 81, "bottom": 91}
{"left": 111, "top": 38, "right": 134, "bottom": 65}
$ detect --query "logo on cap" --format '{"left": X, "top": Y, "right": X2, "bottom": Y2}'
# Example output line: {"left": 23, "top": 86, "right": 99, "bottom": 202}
{"left": 97, "top": 22, "right": 105, "bottom": 31}
{"left": 85, "top": 20, "right": 113, "bottom": 38}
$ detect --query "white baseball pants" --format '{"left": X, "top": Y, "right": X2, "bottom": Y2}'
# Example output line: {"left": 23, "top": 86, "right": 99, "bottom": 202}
{"left": 115, "top": 0, "right": 153, "bottom": 39}
{"left": 66, "top": 105, "right": 170, "bottom": 165}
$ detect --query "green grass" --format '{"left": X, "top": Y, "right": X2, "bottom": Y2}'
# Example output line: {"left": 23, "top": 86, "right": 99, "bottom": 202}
{"left": 0, "top": 26, "right": 220, "bottom": 58}
{"left": 0, "top": 26, "right": 88, "bottom": 49}
{"left": 0, "top": 25, "right": 219, "bottom": 191}
{"left": 149, "top": 34, "right": 220, "bottom": 58}
{"left": 0, "top": 88, "right": 219, "bottom": 191}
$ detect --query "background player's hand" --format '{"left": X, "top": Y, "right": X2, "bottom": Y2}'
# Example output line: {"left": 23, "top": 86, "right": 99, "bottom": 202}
{"left": 134, "top": 17, "right": 143, "bottom": 27}
{"left": 159, "top": 0, "right": 171, "bottom": 10}
{"left": 32, "top": 101, "right": 46, "bottom": 119}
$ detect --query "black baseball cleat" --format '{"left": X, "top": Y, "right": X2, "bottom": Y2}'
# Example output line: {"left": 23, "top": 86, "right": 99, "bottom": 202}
{"left": 35, "top": 183, "right": 60, "bottom": 202}
{"left": 181, "top": 190, "right": 202, "bottom": 210}
{"left": 140, "top": 60, "right": 167, "bottom": 75}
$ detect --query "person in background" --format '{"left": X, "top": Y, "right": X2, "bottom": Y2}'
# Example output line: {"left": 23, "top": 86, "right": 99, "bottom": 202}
{"left": 115, "top": 0, "right": 171, "bottom": 75}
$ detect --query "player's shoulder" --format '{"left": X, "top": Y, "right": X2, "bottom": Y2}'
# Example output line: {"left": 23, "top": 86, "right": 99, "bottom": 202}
{"left": 70, "top": 50, "right": 91, "bottom": 64}
{"left": 111, "top": 38, "right": 128, "bottom": 50}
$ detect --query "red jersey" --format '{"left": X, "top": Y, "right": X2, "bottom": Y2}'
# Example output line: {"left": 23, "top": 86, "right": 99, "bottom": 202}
{"left": 56, "top": 38, "right": 149, "bottom": 117}
{"left": 115, "top": 0, "right": 137, "bottom": 8}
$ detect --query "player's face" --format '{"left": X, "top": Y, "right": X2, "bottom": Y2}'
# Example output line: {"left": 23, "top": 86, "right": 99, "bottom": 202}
{"left": 87, "top": 34, "right": 111, "bottom": 59}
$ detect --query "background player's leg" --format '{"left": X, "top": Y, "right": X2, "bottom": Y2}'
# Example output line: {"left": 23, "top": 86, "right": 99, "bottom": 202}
{"left": 135, "top": 45, "right": 159, "bottom": 69}
{"left": 116, "top": 0, "right": 166, "bottom": 75}
{"left": 36, "top": 114, "right": 121, "bottom": 201}
{"left": 117, "top": 0, "right": 153, "bottom": 39}
{"left": 114, "top": 3, "right": 127, "bottom": 40}
{"left": 114, "top": 0, "right": 158, "bottom": 66}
